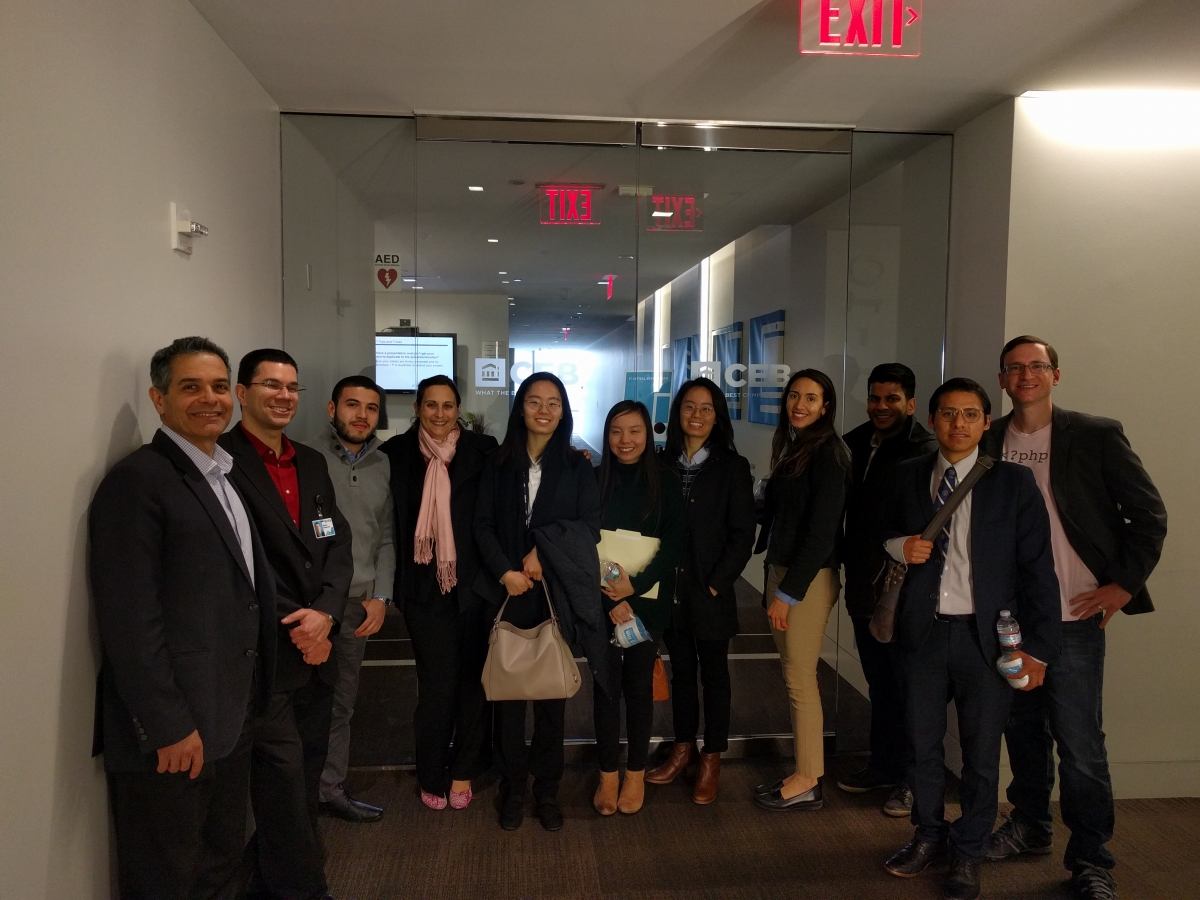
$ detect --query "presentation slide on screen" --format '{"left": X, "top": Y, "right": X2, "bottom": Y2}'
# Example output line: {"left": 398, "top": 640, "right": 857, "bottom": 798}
{"left": 376, "top": 335, "right": 455, "bottom": 391}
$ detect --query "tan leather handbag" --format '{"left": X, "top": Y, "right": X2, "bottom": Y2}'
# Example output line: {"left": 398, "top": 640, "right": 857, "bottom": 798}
{"left": 481, "top": 582, "right": 582, "bottom": 701}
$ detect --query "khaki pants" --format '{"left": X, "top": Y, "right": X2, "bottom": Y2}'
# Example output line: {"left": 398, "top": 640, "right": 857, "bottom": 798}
{"left": 767, "top": 565, "right": 839, "bottom": 779}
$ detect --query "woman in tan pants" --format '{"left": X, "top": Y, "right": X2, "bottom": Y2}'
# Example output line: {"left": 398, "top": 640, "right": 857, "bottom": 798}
{"left": 752, "top": 369, "right": 850, "bottom": 811}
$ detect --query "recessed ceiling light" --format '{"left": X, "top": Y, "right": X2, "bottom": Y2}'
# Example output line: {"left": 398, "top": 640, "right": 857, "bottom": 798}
{"left": 596, "top": 281, "right": 608, "bottom": 285}
{"left": 513, "top": 279, "right": 521, "bottom": 282}
{"left": 469, "top": 186, "right": 484, "bottom": 191}
{"left": 402, "top": 277, "right": 416, "bottom": 282}
{"left": 509, "top": 302, "right": 516, "bottom": 306}
{"left": 487, "top": 238, "right": 499, "bottom": 243}
{"left": 499, "top": 271, "right": 507, "bottom": 274}
{"left": 651, "top": 211, "right": 673, "bottom": 217}
{"left": 413, "top": 286, "right": 424, "bottom": 289}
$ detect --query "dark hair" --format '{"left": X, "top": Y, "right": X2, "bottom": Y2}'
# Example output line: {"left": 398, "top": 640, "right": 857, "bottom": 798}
{"left": 867, "top": 362, "right": 917, "bottom": 400}
{"left": 415, "top": 374, "right": 462, "bottom": 408}
{"left": 663, "top": 377, "right": 738, "bottom": 460}
{"left": 331, "top": 375, "right": 383, "bottom": 406}
{"left": 149, "top": 336, "right": 229, "bottom": 393}
{"left": 929, "top": 377, "right": 992, "bottom": 417}
{"left": 770, "top": 368, "right": 850, "bottom": 477}
{"left": 237, "top": 348, "right": 298, "bottom": 387}
{"left": 496, "top": 372, "right": 575, "bottom": 467}
{"left": 999, "top": 335, "right": 1058, "bottom": 371}
{"left": 598, "top": 401, "right": 661, "bottom": 522}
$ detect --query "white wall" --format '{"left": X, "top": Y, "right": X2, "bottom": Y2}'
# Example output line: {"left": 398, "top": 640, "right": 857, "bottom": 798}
{"left": 999, "top": 93, "right": 1200, "bottom": 798}
{"left": 0, "top": 1, "right": 281, "bottom": 894}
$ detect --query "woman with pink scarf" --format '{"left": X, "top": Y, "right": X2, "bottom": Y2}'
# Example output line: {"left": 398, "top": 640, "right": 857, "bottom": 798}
{"left": 380, "top": 375, "right": 498, "bottom": 810}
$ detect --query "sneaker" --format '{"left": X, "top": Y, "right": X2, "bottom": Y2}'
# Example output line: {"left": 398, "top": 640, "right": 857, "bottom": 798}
{"left": 1071, "top": 864, "right": 1118, "bottom": 900}
{"left": 837, "top": 766, "right": 897, "bottom": 793}
{"left": 986, "top": 814, "right": 1053, "bottom": 860}
{"left": 883, "top": 784, "right": 913, "bottom": 818}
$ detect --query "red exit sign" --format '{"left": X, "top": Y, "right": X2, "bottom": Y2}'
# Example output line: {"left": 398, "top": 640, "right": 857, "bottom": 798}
{"left": 799, "top": 0, "right": 922, "bottom": 57}
{"left": 647, "top": 195, "right": 703, "bottom": 232}
{"left": 540, "top": 184, "right": 602, "bottom": 225}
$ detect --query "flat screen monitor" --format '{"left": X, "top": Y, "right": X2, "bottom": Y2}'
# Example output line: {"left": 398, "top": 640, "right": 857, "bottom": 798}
{"left": 375, "top": 333, "right": 456, "bottom": 392}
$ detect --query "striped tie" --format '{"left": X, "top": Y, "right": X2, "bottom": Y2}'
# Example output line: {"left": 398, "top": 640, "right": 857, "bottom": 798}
{"left": 934, "top": 465, "right": 957, "bottom": 560}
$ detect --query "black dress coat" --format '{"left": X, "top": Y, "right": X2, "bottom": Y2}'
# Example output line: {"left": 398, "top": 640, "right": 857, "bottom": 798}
{"left": 380, "top": 425, "right": 498, "bottom": 611}
{"left": 842, "top": 416, "right": 939, "bottom": 617}
{"left": 663, "top": 447, "right": 757, "bottom": 641}
{"left": 982, "top": 406, "right": 1167, "bottom": 615}
{"left": 218, "top": 425, "right": 354, "bottom": 692}
{"left": 89, "top": 430, "right": 277, "bottom": 772}
{"left": 755, "top": 439, "right": 851, "bottom": 602}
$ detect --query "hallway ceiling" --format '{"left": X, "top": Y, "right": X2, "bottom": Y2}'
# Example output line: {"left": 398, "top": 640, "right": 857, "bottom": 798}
{"left": 187, "top": 0, "right": 1183, "bottom": 133}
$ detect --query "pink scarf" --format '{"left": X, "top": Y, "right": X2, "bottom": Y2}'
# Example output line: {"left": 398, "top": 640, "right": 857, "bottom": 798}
{"left": 415, "top": 426, "right": 459, "bottom": 593}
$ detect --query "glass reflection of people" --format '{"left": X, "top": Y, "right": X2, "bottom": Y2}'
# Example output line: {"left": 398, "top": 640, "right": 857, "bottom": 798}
{"left": 645, "top": 378, "right": 756, "bottom": 804}
{"left": 753, "top": 369, "right": 851, "bottom": 812}
{"left": 380, "top": 375, "right": 498, "bottom": 811}
{"left": 474, "top": 372, "right": 606, "bottom": 832}
{"left": 591, "top": 401, "right": 685, "bottom": 817}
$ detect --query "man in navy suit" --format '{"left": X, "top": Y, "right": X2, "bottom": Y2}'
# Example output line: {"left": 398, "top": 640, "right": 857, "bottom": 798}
{"left": 880, "top": 377, "right": 1061, "bottom": 900}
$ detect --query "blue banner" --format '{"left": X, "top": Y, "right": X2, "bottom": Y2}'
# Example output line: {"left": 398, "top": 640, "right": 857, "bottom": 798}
{"left": 711, "top": 322, "right": 743, "bottom": 420}
{"left": 748, "top": 310, "right": 786, "bottom": 426}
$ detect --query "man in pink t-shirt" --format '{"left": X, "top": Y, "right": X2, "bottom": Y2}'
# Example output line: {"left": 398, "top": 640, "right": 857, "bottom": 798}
{"left": 982, "top": 335, "right": 1167, "bottom": 900}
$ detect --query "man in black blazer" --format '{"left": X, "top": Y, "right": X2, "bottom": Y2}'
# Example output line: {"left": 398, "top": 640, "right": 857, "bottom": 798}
{"left": 839, "top": 363, "right": 938, "bottom": 815}
{"left": 983, "top": 336, "right": 1167, "bottom": 900}
{"left": 90, "top": 337, "right": 276, "bottom": 900}
{"left": 219, "top": 349, "right": 353, "bottom": 900}
{"left": 881, "top": 378, "right": 1061, "bottom": 900}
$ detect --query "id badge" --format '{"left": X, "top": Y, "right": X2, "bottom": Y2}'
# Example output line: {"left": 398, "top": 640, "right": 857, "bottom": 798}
{"left": 312, "top": 517, "right": 336, "bottom": 539}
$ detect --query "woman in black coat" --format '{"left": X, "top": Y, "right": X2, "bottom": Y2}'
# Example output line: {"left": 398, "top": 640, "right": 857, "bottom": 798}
{"left": 645, "top": 378, "right": 756, "bottom": 804}
{"left": 380, "top": 375, "right": 498, "bottom": 811}
{"left": 474, "top": 372, "right": 602, "bottom": 833}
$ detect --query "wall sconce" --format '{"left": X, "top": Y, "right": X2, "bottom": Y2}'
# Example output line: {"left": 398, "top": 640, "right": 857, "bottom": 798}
{"left": 170, "top": 202, "right": 209, "bottom": 255}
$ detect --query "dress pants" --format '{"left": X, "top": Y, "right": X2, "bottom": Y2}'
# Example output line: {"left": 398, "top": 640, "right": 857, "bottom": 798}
{"left": 593, "top": 638, "right": 658, "bottom": 772}
{"left": 107, "top": 704, "right": 254, "bottom": 900}
{"left": 663, "top": 621, "right": 731, "bottom": 754}
{"left": 319, "top": 596, "right": 369, "bottom": 801}
{"left": 247, "top": 675, "right": 334, "bottom": 900}
{"left": 905, "top": 618, "right": 1013, "bottom": 862}
{"left": 851, "top": 613, "right": 910, "bottom": 783}
{"left": 492, "top": 586, "right": 565, "bottom": 802}
{"left": 1004, "top": 614, "right": 1116, "bottom": 870}
{"left": 402, "top": 592, "right": 493, "bottom": 796}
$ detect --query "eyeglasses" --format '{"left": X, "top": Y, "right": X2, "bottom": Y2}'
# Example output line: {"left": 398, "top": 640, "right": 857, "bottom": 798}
{"left": 1001, "top": 362, "right": 1055, "bottom": 376}
{"left": 524, "top": 398, "right": 562, "bottom": 413}
{"left": 250, "top": 380, "right": 306, "bottom": 394}
{"left": 935, "top": 407, "right": 985, "bottom": 423}
{"left": 680, "top": 403, "right": 716, "bottom": 417}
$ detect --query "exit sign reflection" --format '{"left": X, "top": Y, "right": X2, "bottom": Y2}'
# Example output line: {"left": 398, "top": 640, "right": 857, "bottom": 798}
{"left": 799, "top": 0, "right": 922, "bottom": 57}
{"left": 647, "top": 195, "right": 703, "bottom": 232}
{"left": 539, "top": 184, "right": 602, "bottom": 225}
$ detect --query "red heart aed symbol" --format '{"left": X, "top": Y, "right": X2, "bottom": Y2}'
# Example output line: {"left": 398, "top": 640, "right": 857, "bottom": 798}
{"left": 377, "top": 268, "right": 398, "bottom": 288}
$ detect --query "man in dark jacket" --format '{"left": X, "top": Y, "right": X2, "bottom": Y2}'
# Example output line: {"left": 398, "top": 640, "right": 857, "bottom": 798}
{"left": 839, "top": 363, "right": 937, "bottom": 815}
{"left": 983, "top": 336, "right": 1167, "bottom": 900}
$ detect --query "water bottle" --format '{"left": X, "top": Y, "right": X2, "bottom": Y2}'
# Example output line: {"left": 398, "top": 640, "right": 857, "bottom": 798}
{"left": 600, "top": 560, "right": 621, "bottom": 585}
{"left": 611, "top": 614, "right": 651, "bottom": 648}
{"left": 996, "top": 610, "right": 1029, "bottom": 689}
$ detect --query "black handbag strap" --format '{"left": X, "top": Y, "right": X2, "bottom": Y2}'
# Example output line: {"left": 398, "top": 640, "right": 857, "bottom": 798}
{"left": 918, "top": 455, "right": 995, "bottom": 542}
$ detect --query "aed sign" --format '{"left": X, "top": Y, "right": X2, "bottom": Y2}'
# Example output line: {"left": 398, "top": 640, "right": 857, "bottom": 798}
{"left": 799, "top": 0, "right": 923, "bottom": 57}
{"left": 540, "top": 184, "right": 601, "bottom": 226}
{"left": 647, "top": 195, "right": 703, "bottom": 232}
{"left": 374, "top": 253, "right": 402, "bottom": 291}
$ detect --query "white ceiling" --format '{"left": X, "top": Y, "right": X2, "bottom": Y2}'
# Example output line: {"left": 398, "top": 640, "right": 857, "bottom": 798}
{"left": 188, "top": 0, "right": 1198, "bottom": 134}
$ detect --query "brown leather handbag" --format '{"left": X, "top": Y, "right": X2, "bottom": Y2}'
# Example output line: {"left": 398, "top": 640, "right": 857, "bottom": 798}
{"left": 481, "top": 582, "right": 583, "bottom": 701}
{"left": 652, "top": 656, "right": 670, "bottom": 701}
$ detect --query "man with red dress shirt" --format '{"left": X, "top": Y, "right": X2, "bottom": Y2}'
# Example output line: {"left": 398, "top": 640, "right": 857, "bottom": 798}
{"left": 219, "top": 349, "right": 352, "bottom": 900}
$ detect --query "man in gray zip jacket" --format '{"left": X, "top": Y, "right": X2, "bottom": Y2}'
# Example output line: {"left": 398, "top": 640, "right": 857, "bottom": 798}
{"left": 315, "top": 375, "right": 396, "bottom": 822}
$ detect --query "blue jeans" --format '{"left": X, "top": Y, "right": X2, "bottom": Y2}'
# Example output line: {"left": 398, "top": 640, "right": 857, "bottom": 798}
{"left": 1004, "top": 614, "right": 1116, "bottom": 870}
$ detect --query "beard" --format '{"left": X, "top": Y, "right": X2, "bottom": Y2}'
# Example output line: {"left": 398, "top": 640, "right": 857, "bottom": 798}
{"left": 333, "top": 415, "right": 376, "bottom": 447}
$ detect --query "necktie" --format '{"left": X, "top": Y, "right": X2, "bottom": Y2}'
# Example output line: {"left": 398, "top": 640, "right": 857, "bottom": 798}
{"left": 934, "top": 465, "right": 957, "bottom": 561}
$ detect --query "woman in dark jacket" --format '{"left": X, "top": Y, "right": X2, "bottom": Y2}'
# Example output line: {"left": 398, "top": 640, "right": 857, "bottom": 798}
{"left": 752, "top": 368, "right": 851, "bottom": 812}
{"left": 645, "top": 378, "right": 756, "bottom": 804}
{"left": 474, "top": 372, "right": 601, "bottom": 832}
{"left": 592, "top": 401, "right": 685, "bottom": 817}
{"left": 380, "top": 375, "right": 498, "bottom": 811}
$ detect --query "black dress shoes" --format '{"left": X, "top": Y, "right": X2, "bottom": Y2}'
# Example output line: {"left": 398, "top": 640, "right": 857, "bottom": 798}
{"left": 884, "top": 835, "right": 947, "bottom": 877}
{"left": 319, "top": 790, "right": 383, "bottom": 823}
{"left": 944, "top": 855, "right": 981, "bottom": 900}
{"left": 754, "top": 777, "right": 785, "bottom": 796}
{"left": 536, "top": 799, "right": 564, "bottom": 832}
{"left": 753, "top": 780, "right": 822, "bottom": 811}
{"left": 498, "top": 793, "right": 524, "bottom": 831}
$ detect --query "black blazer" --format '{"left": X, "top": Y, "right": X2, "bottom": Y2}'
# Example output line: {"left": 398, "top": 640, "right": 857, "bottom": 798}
{"left": 882, "top": 453, "right": 1063, "bottom": 663}
{"left": 842, "top": 416, "right": 939, "bottom": 617}
{"left": 89, "top": 430, "right": 277, "bottom": 773}
{"left": 755, "top": 439, "right": 851, "bottom": 601}
{"left": 218, "top": 425, "right": 354, "bottom": 692}
{"left": 664, "top": 447, "right": 757, "bottom": 641}
{"left": 983, "top": 407, "right": 1167, "bottom": 615}
{"left": 381, "top": 426, "right": 498, "bottom": 610}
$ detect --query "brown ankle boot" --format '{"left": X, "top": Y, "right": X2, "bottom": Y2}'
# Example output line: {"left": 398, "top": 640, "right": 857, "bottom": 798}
{"left": 692, "top": 752, "right": 721, "bottom": 805}
{"left": 617, "top": 769, "right": 645, "bottom": 814}
{"left": 645, "top": 741, "right": 696, "bottom": 785}
{"left": 594, "top": 770, "right": 619, "bottom": 816}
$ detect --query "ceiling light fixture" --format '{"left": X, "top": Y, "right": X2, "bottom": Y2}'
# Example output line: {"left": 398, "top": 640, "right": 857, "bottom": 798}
{"left": 487, "top": 238, "right": 499, "bottom": 243}
{"left": 469, "top": 186, "right": 484, "bottom": 191}
{"left": 501, "top": 281, "right": 509, "bottom": 284}
{"left": 413, "top": 286, "right": 424, "bottom": 290}
{"left": 651, "top": 211, "right": 673, "bottom": 218}
{"left": 499, "top": 271, "right": 507, "bottom": 274}
{"left": 513, "top": 279, "right": 521, "bottom": 282}
{"left": 509, "top": 302, "right": 516, "bottom": 306}
{"left": 402, "top": 277, "right": 416, "bottom": 282}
